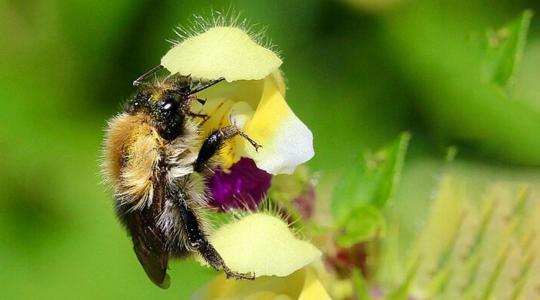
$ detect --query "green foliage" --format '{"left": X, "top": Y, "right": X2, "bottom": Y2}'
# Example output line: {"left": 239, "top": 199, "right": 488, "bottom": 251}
{"left": 335, "top": 205, "right": 384, "bottom": 248}
{"left": 1, "top": 1, "right": 540, "bottom": 299}
{"left": 386, "top": 258, "right": 420, "bottom": 300}
{"left": 383, "top": 174, "right": 540, "bottom": 300}
{"left": 332, "top": 133, "right": 409, "bottom": 246}
{"left": 483, "top": 10, "right": 533, "bottom": 92}
{"left": 385, "top": 5, "right": 540, "bottom": 166}
{"left": 352, "top": 269, "right": 374, "bottom": 300}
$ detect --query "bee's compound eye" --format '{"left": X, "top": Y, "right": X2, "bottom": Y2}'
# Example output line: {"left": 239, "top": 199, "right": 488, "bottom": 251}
{"left": 154, "top": 98, "right": 183, "bottom": 140}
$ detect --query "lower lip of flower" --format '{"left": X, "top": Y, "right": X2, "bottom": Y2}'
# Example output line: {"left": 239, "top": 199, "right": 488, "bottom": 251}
{"left": 207, "top": 157, "right": 272, "bottom": 210}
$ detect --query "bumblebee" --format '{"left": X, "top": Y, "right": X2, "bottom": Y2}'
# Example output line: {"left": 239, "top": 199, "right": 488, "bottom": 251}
{"left": 102, "top": 65, "right": 260, "bottom": 288}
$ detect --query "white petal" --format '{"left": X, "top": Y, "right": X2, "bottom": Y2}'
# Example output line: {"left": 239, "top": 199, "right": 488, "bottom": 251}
{"left": 243, "top": 78, "right": 314, "bottom": 175}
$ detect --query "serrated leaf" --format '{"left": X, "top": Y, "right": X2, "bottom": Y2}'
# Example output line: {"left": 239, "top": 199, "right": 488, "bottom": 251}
{"left": 483, "top": 10, "right": 533, "bottom": 91}
{"left": 331, "top": 132, "right": 410, "bottom": 223}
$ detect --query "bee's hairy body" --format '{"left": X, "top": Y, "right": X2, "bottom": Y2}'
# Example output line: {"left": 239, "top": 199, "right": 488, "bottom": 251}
{"left": 102, "top": 76, "right": 257, "bottom": 288}
{"left": 105, "top": 110, "right": 203, "bottom": 250}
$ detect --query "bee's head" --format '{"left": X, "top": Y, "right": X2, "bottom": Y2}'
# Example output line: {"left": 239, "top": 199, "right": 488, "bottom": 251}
{"left": 150, "top": 91, "right": 186, "bottom": 141}
{"left": 126, "top": 87, "right": 187, "bottom": 141}
{"left": 126, "top": 75, "right": 223, "bottom": 141}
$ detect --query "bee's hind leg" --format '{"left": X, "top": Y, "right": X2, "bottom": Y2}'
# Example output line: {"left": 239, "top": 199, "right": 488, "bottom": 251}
{"left": 197, "top": 242, "right": 255, "bottom": 280}
{"left": 175, "top": 191, "right": 255, "bottom": 280}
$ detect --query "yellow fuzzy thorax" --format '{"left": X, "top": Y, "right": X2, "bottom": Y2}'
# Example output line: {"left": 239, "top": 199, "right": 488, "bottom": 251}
{"left": 147, "top": 81, "right": 177, "bottom": 104}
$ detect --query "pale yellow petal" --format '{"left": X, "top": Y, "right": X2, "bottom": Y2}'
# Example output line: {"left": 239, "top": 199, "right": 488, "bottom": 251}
{"left": 298, "top": 268, "right": 333, "bottom": 300}
{"left": 270, "top": 70, "right": 287, "bottom": 97}
{"left": 229, "top": 101, "right": 255, "bottom": 130}
{"left": 191, "top": 267, "right": 332, "bottom": 300}
{"left": 196, "top": 79, "right": 264, "bottom": 109}
{"left": 191, "top": 270, "right": 306, "bottom": 300}
{"left": 219, "top": 101, "right": 255, "bottom": 168}
{"left": 197, "top": 213, "right": 321, "bottom": 277}
{"left": 243, "top": 78, "right": 314, "bottom": 174}
{"left": 197, "top": 98, "right": 235, "bottom": 133}
{"left": 161, "top": 27, "right": 282, "bottom": 82}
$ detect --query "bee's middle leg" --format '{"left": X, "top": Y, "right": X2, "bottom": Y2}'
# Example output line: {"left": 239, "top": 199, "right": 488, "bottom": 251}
{"left": 193, "top": 125, "right": 262, "bottom": 173}
{"left": 175, "top": 192, "right": 254, "bottom": 280}
{"left": 180, "top": 95, "right": 210, "bottom": 121}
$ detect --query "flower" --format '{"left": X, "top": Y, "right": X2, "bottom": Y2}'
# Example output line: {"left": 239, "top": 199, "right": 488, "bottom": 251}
{"left": 160, "top": 22, "right": 326, "bottom": 299}
{"left": 192, "top": 213, "right": 331, "bottom": 300}
{"left": 161, "top": 26, "right": 314, "bottom": 176}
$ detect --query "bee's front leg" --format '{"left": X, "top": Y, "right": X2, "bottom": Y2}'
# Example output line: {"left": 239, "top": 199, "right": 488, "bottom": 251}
{"left": 193, "top": 125, "right": 262, "bottom": 173}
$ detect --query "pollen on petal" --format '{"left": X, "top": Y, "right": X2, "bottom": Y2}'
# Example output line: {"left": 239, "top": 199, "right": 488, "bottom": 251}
{"left": 207, "top": 158, "right": 272, "bottom": 210}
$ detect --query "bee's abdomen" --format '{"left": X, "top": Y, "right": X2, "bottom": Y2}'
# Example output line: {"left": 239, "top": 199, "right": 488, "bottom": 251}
{"left": 103, "top": 112, "right": 160, "bottom": 209}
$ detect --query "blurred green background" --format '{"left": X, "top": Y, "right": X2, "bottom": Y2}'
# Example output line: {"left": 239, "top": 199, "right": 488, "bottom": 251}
{"left": 1, "top": 0, "right": 539, "bottom": 299}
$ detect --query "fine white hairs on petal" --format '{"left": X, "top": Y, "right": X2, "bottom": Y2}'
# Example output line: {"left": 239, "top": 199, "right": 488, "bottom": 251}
{"left": 168, "top": 11, "right": 273, "bottom": 49}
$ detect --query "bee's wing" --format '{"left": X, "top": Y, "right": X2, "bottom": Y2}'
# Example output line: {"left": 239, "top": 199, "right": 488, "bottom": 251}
{"left": 132, "top": 234, "right": 170, "bottom": 289}
{"left": 127, "top": 213, "right": 171, "bottom": 289}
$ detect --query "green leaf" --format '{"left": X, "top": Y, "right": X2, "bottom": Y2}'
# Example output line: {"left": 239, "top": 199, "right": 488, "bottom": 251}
{"left": 483, "top": 10, "right": 533, "bottom": 91}
{"left": 370, "top": 133, "right": 410, "bottom": 209}
{"left": 331, "top": 133, "right": 409, "bottom": 246}
{"left": 335, "top": 205, "right": 384, "bottom": 248}
{"left": 331, "top": 132, "right": 410, "bottom": 222}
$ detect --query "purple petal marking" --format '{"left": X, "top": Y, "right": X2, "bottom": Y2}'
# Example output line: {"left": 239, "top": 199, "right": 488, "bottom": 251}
{"left": 207, "top": 158, "right": 272, "bottom": 211}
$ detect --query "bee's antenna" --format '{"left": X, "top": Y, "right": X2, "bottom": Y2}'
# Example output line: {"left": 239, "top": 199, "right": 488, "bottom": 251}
{"left": 188, "top": 78, "right": 225, "bottom": 95}
{"left": 133, "top": 65, "right": 164, "bottom": 86}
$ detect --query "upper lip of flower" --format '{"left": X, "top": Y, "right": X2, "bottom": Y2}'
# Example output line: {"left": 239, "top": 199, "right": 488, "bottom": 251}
{"left": 160, "top": 25, "right": 314, "bottom": 176}
{"left": 161, "top": 26, "right": 283, "bottom": 82}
